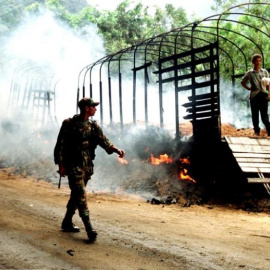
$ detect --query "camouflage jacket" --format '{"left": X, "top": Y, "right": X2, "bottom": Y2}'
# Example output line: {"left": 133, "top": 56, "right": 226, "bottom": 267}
{"left": 54, "top": 115, "right": 114, "bottom": 171}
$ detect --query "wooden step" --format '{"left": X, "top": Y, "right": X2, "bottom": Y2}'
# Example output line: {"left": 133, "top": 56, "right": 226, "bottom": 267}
{"left": 247, "top": 178, "right": 270, "bottom": 183}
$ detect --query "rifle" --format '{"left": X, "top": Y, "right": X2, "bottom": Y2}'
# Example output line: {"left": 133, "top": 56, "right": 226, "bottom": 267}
{"left": 57, "top": 170, "right": 62, "bottom": 189}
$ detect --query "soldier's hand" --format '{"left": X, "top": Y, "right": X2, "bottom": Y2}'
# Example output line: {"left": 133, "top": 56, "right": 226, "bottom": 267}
{"left": 118, "top": 149, "right": 125, "bottom": 158}
{"left": 114, "top": 147, "right": 125, "bottom": 158}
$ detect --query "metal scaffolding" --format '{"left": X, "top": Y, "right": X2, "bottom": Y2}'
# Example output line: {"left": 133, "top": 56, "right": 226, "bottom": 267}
{"left": 8, "top": 62, "right": 59, "bottom": 127}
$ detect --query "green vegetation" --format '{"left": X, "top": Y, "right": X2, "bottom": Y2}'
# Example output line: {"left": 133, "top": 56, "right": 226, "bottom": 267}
{"left": 0, "top": 0, "right": 188, "bottom": 54}
{"left": 0, "top": 0, "right": 270, "bottom": 79}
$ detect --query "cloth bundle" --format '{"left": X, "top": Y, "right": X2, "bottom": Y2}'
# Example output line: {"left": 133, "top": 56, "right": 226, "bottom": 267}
{"left": 261, "top": 77, "right": 270, "bottom": 87}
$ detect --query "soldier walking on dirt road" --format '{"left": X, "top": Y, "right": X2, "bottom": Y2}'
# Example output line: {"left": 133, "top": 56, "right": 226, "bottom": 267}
{"left": 54, "top": 97, "right": 125, "bottom": 242}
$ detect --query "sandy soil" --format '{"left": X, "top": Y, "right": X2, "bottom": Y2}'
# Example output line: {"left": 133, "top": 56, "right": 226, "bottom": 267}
{"left": 1, "top": 168, "right": 270, "bottom": 270}
{"left": 180, "top": 122, "right": 270, "bottom": 138}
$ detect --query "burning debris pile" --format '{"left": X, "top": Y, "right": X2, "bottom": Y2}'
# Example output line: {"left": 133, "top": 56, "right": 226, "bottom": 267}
{"left": 90, "top": 125, "right": 203, "bottom": 206}
{"left": 92, "top": 155, "right": 202, "bottom": 206}
{"left": 0, "top": 122, "right": 202, "bottom": 206}
{"left": 1, "top": 121, "right": 270, "bottom": 212}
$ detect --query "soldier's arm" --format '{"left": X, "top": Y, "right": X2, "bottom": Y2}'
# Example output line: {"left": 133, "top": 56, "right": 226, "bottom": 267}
{"left": 93, "top": 123, "right": 125, "bottom": 157}
{"left": 111, "top": 147, "right": 125, "bottom": 158}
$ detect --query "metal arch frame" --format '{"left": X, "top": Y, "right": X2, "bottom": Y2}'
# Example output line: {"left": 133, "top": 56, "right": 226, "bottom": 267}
{"left": 118, "top": 50, "right": 128, "bottom": 130}
{"left": 98, "top": 60, "right": 106, "bottom": 126}
{"left": 168, "top": 4, "right": 270, "bottom": 84}
{"left": 155, "top": 27, "right": 229, "bottom": 132}
{"left": 107, "top": 53, "right": 137, "bottom": 125}
{"left": 107, "top": 55, "right": 114, "bottom": 125}
{"left": 196, "top": 24, "right": 263, "bottom": 69}
{"left": 8, "top": 62, "right": 59, "bottom": 126}
{"left": 157, "top": 6, "right": 270, "bottom": 73}
{"left": 131, "top": 36, "right": 160, "bottom": 125}
{"left": 76, "top": 2, "right": 270, "bottom": 137}
{"left": 178, "top": 28, "right": 248, "bottom": 70}
{"left": 76, "top": 54, "right": 111, "bottom": 113}
{"left": 214, "top": 2, "right": 270, "bottom": 128}
{"left": 78, "top": 2, "right": 270, "bottom": 74}
{"left": 217, "top": 2, "right": 270, "bottom": 68}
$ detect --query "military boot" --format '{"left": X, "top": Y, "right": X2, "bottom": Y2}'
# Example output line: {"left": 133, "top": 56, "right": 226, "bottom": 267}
{"left": 82, "top": 216, "right": 98, "bottom": 242}
{"left": 61, "top": 210, "right": 80, "bottom": 232}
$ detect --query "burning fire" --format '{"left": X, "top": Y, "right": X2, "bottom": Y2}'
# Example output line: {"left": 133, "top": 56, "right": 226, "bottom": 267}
{"left": 179, "top": 157, "right": 190, "bottom": 165}
{"left": 179, "top": 158, "right": 196, "bottom": 183}
{"left": 148, "top": 154, "right": 196, "bottom": 183}
{"left": 117, "top": 157, "right": 129, "bottom": 165}
{"left": 150, "top": 154, "right": 173, "bottom": 165}
{"left": 179, "top": 168, "right": 196, "bottom": 182}
{"left": 116, "top": 150, "right": 196, "bottom": 183}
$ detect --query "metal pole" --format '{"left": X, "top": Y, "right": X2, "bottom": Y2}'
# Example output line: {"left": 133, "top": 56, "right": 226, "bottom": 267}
{"left": 119, "top": 72, "right": 123, "bottom": 130}
{"left": 99, "top": 80, "right": 103, "bottom": 126}
{"left": 144, "top": 67, "right": 148, "bottom": 126}
{"left": 158, "top": 60, "right": 164, "bottom": 128}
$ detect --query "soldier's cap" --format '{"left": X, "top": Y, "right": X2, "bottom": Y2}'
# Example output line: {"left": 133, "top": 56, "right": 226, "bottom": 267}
{"left": 78, "top": 98, "right": 100, "bottom": 109}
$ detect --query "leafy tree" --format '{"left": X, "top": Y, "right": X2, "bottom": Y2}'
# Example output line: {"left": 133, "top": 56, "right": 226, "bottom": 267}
{"left": 96, "top": 1, "right": 188, "bottom": 53}
{"left": 0, "top": 0, "right": 42, "bottom": 31}
{"left": 3, "top": 0, "right": 270, "bottom": 81}
{"left": 211, "top": 0, "right": 242, "bottom": 13}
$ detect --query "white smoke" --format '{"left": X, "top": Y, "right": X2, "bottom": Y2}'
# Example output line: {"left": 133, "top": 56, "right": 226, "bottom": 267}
{"left": 0, "top": 10, "right": 106, "bottom": 183}
{"left": 220, "top": 78, "right": 251, "bottom": 129}
{"left": 1, "top": 11, "right": 105, "bottom": 126}
{"left": 0, "top": 8, "right": 252, "bottom": 200}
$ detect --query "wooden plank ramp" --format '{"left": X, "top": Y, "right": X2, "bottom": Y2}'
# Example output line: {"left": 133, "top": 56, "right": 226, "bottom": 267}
{"left": 225, "top": 136, "right": 270, "bottom": 196}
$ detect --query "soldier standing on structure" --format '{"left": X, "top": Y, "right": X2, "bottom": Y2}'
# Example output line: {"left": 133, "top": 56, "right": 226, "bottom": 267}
{"left": 54, "top": 97, "right": 125, "bottom": 242}
{"left": 241, "top": 54, "right": 270, "bottom": 136}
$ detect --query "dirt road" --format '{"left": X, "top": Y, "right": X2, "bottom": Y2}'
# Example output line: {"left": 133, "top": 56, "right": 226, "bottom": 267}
{"left": 0, "top": 168, "right": 270, "bottom": 270}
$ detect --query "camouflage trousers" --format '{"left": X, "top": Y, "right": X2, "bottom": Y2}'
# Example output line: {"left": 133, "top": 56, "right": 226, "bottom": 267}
{"left": 66, "top": 166, "right": 93, "bottom": 218}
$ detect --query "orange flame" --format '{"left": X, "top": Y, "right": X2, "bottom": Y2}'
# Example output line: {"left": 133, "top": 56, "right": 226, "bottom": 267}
{"left": 179, "top": 169, "right": 196, "bottom": 183}
{"left": 145, "top": 153, "right": 196, "bottom": 183}
{"left": 118, "top": 157, "right": 129, "bottom": 165}
{"left": 179, "top": 158, "right": 190, "bottom": 165}
{"left": 179, "top": 157, "right": 196, "bottom": 183}
{"left": 150, "top": 154, "right": 174, "bottom": 165}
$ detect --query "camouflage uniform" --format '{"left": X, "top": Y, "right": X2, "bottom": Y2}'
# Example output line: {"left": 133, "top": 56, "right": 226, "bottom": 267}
{"left": 54, "top": 115, "right": 115, "bottom": 233}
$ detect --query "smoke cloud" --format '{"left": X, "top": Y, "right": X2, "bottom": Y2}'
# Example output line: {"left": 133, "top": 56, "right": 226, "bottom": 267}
{"left": 0, "top": 11, "right": 106, "bottom": 185}
{"left": 0, "top": 8, "right": 252, "bottom": 202}
{"left": 1, "top": 11, "right": 105, "bottom": 124}
{"left": 220, "top": 78, "right": 252, "bottom": 129}
{"left": 0, "top": 10, "right": 183, "bottom": 202}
